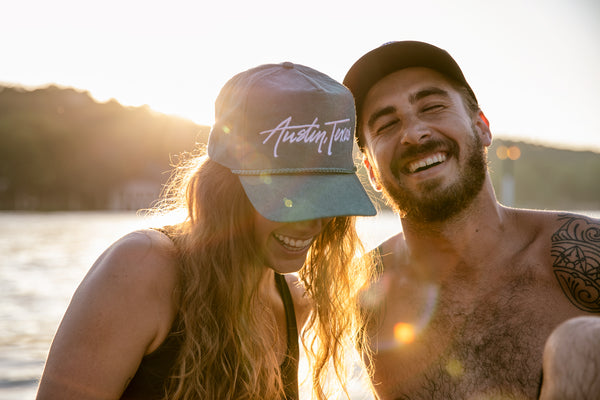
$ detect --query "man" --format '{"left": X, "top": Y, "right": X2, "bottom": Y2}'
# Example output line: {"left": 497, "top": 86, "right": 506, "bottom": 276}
{"left": 343, "top": 41, "right": 600, "bottom": 400}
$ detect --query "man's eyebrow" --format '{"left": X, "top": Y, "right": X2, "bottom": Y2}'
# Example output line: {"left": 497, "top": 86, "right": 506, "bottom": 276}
{"left": 409, "top": 87, "right": 450, "bottom": 104}
{"left": 367, "top": 106, "right": 396, "bottom": 130}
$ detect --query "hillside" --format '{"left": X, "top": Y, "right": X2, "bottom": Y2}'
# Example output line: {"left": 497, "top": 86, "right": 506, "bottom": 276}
{"left": 0, "top": 84, "right": 598, "bottom": 211}
{"left": 488, "top": 139, "right": 600, "bottom": 210}
{"left": 0, "top": 85, "right": 209, "bottom": 210}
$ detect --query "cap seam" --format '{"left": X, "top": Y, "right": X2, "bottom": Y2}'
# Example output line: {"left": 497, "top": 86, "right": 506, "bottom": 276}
{"left": 232, "top": 167, "right": 356, "bottom": 175}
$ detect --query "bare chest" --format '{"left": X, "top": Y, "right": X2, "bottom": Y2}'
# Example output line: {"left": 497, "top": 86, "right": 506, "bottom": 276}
{"left": 367, "top": 260, "right": 575, "bottom": 400}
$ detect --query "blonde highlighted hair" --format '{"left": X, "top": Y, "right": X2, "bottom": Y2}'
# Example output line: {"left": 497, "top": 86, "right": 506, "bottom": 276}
{"left": 153, "top": 147, "right": 374, "bottom": 399}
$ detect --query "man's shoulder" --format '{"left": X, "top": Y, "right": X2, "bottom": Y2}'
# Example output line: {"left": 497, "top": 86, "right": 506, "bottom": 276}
{"left": 509, "top": 208, "right": 599, "bottom": 234}
{"left": 507, "top": 208, "right": 600, "bottom": 312}
{"left": 369, "top": 232, "right": 408, "bottom": 271}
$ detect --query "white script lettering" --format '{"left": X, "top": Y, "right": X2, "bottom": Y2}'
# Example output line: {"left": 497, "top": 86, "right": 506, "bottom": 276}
{"left": 259, "top": 117, "right": 352, "bottom": 157}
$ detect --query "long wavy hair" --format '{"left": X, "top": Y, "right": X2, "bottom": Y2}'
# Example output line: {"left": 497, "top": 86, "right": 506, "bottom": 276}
{"left": 153, "top": 147, "right": 375, "bottom": 399}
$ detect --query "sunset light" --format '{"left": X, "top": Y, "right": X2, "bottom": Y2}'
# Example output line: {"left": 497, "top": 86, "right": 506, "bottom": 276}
{"left": 394, "top": 322, "right": 416, "bottom": 344}
{"left": 2, "top": 1, "right": 600, "bottom": 398}
{"left": 496, "top": 145, "right": 522, "bottom": 161}
{"left": 2, "top": 0, "right": 599, "bottom": 152}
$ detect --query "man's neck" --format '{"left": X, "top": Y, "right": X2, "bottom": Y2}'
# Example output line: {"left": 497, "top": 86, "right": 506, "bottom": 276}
{"left": 400, "top": 182, "right": 507, "bottom": 264}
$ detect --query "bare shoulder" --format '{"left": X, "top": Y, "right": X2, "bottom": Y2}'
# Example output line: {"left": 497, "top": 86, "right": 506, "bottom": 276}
{"left": 84, "top": 229, "right": 179, "bottom": 302}
{"left": 502, "top": 208, "right": 600, "bottom": 251}
{"left": 509, "top": 208, "right": 600, "bottom": 233}
{"left": 284, "top": 273, "right": 311, "bottom": 325}
{"left": 96, "top": 228, "right": 177, "bottom": 269}
{"left": 376, "top": 231, "right": 408, "bottom": 272}
{"left": 36, "top": 229, "right": 180, "bottom": 398}
{"left": 80, "top": 228, "right": 179, "bottom": 326}
{"left": 511, "top": 209, "right": 600, "bottom": 313}
{"left": 544, "top": 211, "right": 600, "bottom": 313}
{"left": 540, "top": 211, "right": 600, "bottom": 251}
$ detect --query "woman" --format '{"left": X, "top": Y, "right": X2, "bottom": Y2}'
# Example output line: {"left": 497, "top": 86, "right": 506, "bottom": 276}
{"left": 36, "top": 62, "right": 376, "bottom": 400}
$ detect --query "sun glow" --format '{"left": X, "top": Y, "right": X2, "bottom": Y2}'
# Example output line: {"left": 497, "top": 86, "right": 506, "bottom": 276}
{"left": 394, "top": 322, "right": 416, "bottom": 344}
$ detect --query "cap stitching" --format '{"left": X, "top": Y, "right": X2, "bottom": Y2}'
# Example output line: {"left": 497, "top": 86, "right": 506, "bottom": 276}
{"left": 232, "top": 167, "right": 356, "bottom": 175}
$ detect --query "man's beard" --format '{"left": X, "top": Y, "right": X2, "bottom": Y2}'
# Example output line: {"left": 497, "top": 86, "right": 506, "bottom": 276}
{"left": 378, "top": 128, "right": 487, "bottom": 223}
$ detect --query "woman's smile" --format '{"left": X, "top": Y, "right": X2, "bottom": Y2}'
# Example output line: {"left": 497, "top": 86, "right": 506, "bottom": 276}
{"left": 273, "top": 233, "right": 314, "bottom": 252}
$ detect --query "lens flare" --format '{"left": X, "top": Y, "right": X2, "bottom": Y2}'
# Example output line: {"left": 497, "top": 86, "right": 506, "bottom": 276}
{"left": 445, "top": 358, "right": 464, "bottom": 377}
{"left": 260, "top": 173, "right": 272, "bottom": 184}
{"left": 394, "top": 322, "right": 415, "bottom": 344}
{"left": 496, "top": 145, "right": 508, "bottom": 160}
{"left": 507, "top": 145, "right": 521, "bottom": 160}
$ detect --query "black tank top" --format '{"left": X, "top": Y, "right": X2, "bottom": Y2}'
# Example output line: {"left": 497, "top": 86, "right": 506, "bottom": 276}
{"left": 120, "top": 273, "right": 299, "bottom": 400}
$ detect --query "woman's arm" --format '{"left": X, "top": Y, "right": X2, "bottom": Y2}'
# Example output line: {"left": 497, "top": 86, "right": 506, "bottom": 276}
{"left": 36, "top": 229, "right": 178, "bottom": 400}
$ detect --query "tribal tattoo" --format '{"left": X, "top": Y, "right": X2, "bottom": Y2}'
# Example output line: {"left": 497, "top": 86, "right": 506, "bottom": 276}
{"left": 551, "top": 214, "right": 600, "bottom": 312}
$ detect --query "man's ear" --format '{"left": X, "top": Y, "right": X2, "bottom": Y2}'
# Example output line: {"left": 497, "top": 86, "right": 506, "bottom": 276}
{"left": 475, "top": 110, "right": 492, "bottom": 147}
{"left": 363, "top": 155, "right": 383, "bottom": 192}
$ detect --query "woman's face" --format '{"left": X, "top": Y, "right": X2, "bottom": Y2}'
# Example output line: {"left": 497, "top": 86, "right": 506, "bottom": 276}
{"left": 253, "top": 210, "right": 332, "bottom": 274}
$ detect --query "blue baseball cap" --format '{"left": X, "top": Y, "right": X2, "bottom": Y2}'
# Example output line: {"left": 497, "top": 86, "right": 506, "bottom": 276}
{"left": 208, "top": 62, "right": 376, "bottom": 222}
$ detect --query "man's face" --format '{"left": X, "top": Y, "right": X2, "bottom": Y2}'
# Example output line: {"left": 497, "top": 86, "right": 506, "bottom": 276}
{"left": 360, "top": 67, "right": 491, "bottom": 222}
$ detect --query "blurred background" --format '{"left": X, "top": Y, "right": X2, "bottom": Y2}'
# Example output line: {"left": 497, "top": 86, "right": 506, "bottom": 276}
{"left": 1, "top": 0, "right": 599, "bottom": 398}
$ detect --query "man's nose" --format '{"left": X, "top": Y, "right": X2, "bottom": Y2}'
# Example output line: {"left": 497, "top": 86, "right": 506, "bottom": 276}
{"left": 400, "top": 117, "right": 431, "bottom": 145}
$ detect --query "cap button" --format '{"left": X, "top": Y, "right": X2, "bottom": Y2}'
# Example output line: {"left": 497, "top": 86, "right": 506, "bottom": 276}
{"left": 282, "top": 62, "right": 294, "bottom": 69}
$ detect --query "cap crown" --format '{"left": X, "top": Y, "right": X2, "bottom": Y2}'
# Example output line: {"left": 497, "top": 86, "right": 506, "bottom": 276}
{"left": 209, "top": 63, "right": 357, "bottom": 175}
{"left": 344, "top": 41, "right": 477, "bottom": 148}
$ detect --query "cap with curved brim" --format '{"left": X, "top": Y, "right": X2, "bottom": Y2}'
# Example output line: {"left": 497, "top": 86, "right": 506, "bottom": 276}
{"left": 239, "top": 172, "right": 376, "bottom": 222}
{"left": 208, "top": 62, "right": 376, "bottom": 222}
{"left": 344, "top": 41, "right": 476, "bottom": 148}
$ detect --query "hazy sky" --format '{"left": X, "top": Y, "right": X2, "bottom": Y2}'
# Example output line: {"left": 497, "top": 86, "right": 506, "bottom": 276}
{"left": 2, "top": 0, "right": 599, "bottom": 152}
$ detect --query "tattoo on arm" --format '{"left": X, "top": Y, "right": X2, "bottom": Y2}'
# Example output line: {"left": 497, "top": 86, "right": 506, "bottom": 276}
{"left": 551, "top": 214, "right": 600, "bottom": 312}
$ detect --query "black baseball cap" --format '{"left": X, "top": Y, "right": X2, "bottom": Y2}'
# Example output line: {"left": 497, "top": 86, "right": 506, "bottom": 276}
{"left": 343, "top": 41, "right": 477, "bottom": 149}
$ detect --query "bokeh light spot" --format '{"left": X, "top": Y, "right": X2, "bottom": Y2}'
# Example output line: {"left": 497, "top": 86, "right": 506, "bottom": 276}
{"left": 507, "top": 145, "right": 521, "bottom": 160}
{"left": 260, "top": 173, "right": 272, "bottom": 185}
{"left": 393, "top": 322, "right": 415, "bottom": 344}
{"left": 496, "top": 145, "right": 508, "bottom": 160}
{"left": 496, "top": 145, "right": 521, "bottom": 160}
{"left": 284, "top": 198, "right": 293, "bottom": 208}
{"left": 445, "top": 358, "right": 464, "bottom": 377}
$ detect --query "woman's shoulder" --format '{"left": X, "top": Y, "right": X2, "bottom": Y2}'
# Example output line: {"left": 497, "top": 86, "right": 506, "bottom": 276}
{"left": 83, "top": 228, "right": 180, "bottom": 317}
{"left": 82, "top": 229, "right": 180, "bottom": 349}
{"left": 94, "top": 229, "right": 177, "bottom": 277}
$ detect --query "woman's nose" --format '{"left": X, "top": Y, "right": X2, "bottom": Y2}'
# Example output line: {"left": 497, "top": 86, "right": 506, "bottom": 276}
{"left": 290, "top": 217, "right": 332, "bottom": 232}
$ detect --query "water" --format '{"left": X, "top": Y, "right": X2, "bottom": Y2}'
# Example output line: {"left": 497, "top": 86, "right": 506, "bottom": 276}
{"left": 3, "top": 210, "right": 599, "bottom": 399}
{"left": 0, "top": 211, "right": 401, "bottom": 400}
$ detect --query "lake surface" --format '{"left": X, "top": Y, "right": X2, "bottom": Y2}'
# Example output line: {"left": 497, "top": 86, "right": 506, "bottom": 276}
{"left": 3, "top": 209, "right": 599, "bottom": 399}
{"left": 0, "top": 211, "right": 402, "bottom": 399}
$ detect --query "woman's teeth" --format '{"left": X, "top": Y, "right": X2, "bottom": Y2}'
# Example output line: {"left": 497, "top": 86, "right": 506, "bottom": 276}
{"left": 407, "top": 152, "right": 447, "bottom": 173}
{"left": 274, "top": 234, "right": 313, "bottom": 250}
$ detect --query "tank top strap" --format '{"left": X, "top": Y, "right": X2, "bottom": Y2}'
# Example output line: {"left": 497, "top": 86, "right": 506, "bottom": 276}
{"left": 274, "top": 273, "right": 299, "bottom": 400}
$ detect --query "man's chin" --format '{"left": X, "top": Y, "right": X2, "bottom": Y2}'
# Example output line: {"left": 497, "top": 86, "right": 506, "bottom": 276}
{"left": 384, "top": 184, "right": 478, "bottom": 223}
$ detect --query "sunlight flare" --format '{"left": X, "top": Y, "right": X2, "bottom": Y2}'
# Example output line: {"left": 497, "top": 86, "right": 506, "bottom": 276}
{"left": 393, "top": 322, "right": 416, "bottom": 344}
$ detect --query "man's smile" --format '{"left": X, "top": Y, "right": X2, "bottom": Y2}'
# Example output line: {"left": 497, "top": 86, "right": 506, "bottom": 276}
{"left": 406, "top": 152, "right": 448, "bottom": 174}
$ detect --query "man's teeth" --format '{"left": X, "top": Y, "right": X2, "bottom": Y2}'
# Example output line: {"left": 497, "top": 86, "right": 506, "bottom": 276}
{"left": 407, "top": 153, "right": 446, "bottom": 173}
{"left": 274, "top": 234, "right": 313, "bottom": 249}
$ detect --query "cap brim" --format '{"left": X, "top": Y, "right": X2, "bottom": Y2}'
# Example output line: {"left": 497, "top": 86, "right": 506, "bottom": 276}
{"left": 239, "top": 173, "right": 376, "bottom": 222}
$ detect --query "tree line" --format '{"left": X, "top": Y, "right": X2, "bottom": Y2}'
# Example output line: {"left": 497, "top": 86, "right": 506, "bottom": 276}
{"left": 0, "top": 84, "right": 598, "bottom": 211}
{"left": 0, "top": 84, "right": 208, "bottom": 210}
